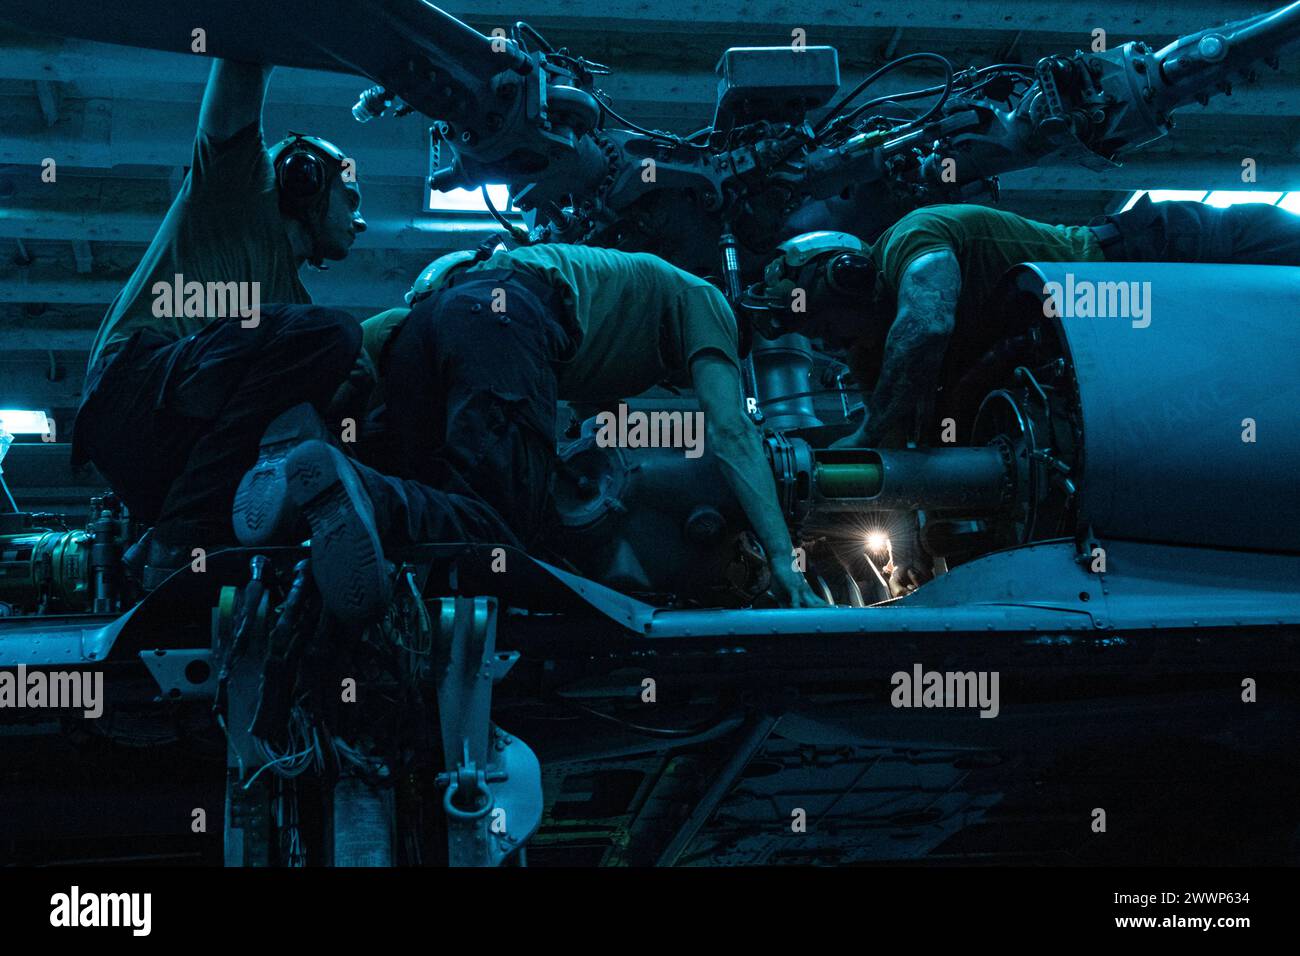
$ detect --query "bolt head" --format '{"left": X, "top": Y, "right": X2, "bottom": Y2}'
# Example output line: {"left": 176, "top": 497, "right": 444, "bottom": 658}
{"left": 1197, "top": 35, "right": 1227, "bottom": 61}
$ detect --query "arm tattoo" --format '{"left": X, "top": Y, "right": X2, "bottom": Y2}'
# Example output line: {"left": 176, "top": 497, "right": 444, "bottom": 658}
{"left": 863, "top": 250, "right": 961, "bottom": 445}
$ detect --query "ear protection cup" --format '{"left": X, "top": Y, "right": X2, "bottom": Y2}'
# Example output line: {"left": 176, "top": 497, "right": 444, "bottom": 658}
{"left": 277, "top": 149, "right": 327, "bottom": 201}
{"left": 270, "top": 133, "right": 351, "bottom": 216}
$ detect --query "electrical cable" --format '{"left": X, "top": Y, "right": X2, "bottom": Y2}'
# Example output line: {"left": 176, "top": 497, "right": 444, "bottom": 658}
{"left": 826, "top": 64, "right": 954, "bottom": 144}
{"left": 513, "top": 21, "right": 555, "bottom": 53}
{"left": 480, "top": 185, "right": 529, "bottom": 243}
{"left": 513, "top": 19, "right": 713, "bottom": 150}
{"left": 596, "top": 101, "right": 694, "bottom": 147}
{"left": 746, "top": 52, "right": 957, "bottom": 175}
{"left": 837, "top": 84, "right": 951, "bottom": 131}
{"left": 248, "top": 700, "right": 320, "bottom": 785}
{"left": 857, "top": 59, "right": 1028, "bottom": 121}
{"left": 813, "top": 52, "right": 955, "bottom": 137}
{"left": 839, "top": 68, "right": 1032, "bottom": 129}
{"left": 977, "top": 62, "right": 1036, "bottom": 74}
{"left": 244, "top": 740, "right": 316, "bottom": 790}
{"left": 568, "top": 700, "right": 743, "bottom": 739}
{"left": 756, "top": 387, "right": 857, "bottom": 407}
{"left": 334, "top": 738, "right": 391, "bottom": 781}
{"left": 275, "top": 777, "right": 307, "bottom": 867}
{"left": 814, "top": 58, "right": 1038, "bottom": 148}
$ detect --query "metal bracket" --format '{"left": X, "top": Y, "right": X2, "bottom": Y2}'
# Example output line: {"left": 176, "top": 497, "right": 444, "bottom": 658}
{"left": 1076, "top": 525, "right": 1104, "bottom": 570}
{"left": 139, "top": 648, "right": 217, "bottom": 701}
{"left": 433, "top": 596, "right": 541, "bottom": 866}
{"left": 1031, "top": 56, "right": 1118, "bottom": 171}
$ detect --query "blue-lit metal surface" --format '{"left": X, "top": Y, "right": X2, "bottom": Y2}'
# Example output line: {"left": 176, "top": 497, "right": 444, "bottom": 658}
{"left": 1020, "top": 262, "right": 1300, "bottom": 553}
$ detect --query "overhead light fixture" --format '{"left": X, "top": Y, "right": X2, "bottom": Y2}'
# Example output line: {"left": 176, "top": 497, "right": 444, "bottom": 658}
{"left": 426, "top": 184, "right": 520, "bottom": 215}
{"left": 0, "top": 409, "right": 53, "bottom": 435}
{"left": 1203, "top": 190, "right": 1284, "bottom": 208}
{"left": 1119, "top": 189, "right": 1299, "bottom": 213}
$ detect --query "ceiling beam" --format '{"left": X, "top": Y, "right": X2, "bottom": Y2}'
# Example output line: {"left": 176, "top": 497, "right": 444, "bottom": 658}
{"left": 3, "top": 36, "right": 1293, "bottom": 122}
{"left": 0, "top": 359, "right": 86, "bottom": 406}
{"left": 0, "top": 256, "right": 422, "bottom": 310}
{"left": 5, "top": 35, "right": 1294, "bottom": 125}
{"left": 0, "top": 94, "right": 429, "bottom": 174}
{"left": 0, "top": 328, "right": 100, "bottom": 349}
{"left": 2, "top": 0, "right": 1271, "bottom": 51}
{"left": 436, "top": 0, "right": 1274, "bottom": 37}
{"left": 0, "top": 180, "right": 500, "bottom": 249}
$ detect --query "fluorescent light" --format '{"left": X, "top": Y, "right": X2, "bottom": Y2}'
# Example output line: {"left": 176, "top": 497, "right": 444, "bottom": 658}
{"left": 427, "top": 184, "right": 519, "bottom": 215}
{"left": 0, "top": 410, "right": 52, "bottom": 435}
{"left": 1204, "top": 190, "right": 1283, "bottom": 208}
{"left": 1118, "top": 190, "right": 1146, "bottom": 212}
{"left": 1145, "top": 189, "right": 1210, "bottom": 205}
{"left": 1119, "top": 190, "right": 1213, "bottom": 212}
{"left": 1119, "top": 189, "right": 1300, "bottom": 214}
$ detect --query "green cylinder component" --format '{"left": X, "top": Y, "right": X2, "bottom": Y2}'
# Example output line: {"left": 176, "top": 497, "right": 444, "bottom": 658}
{"left": 815, "top": 462, "right": 884, "bottom": 499}
{"left": 0, "top": 530, "right": 92, "bottom": 612}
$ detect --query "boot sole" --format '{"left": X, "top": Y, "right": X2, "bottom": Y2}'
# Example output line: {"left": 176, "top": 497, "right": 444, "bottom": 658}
{"left": 233, "top": 403, "right": 329, "bottom": 545}
{"left": 284, "top": 440, "right": 391, "bottom": 625}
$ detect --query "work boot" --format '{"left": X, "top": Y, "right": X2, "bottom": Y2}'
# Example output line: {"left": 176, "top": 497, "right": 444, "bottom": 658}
{"left": 139, "top": 520, "right": 224, "bottom": 591}
{"left": 283, "top": 439, "right": 392, "bottom": 625}
{"left": 233, "top": 403, "right": 335, "bottom": 546}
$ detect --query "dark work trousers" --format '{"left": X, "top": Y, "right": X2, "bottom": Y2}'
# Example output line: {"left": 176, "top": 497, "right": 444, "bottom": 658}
{"left": 373, "top": 270, "right": 575, "bottom": 550}
{"left": 348, "top": 455, "right": 524, "bottom": 551}
{"left": 1100, "top": 195, "right": 1300, "bottom": 264}
{"left": 72, "top": 304, "right": 362, "bottom": 544}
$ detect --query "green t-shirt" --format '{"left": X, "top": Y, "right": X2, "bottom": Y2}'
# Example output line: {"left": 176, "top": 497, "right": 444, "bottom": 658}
{"left": 869, "top": 204, "right": 1104, "bottom": 320}
{"left": 86, "top": 122, "right": 310, "bottom": 370}
{"left": 360, "top": 306, "right": 411, "bottom": 371}
{"left": 465, "top": 244, "right": 740, "bottom": 401}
